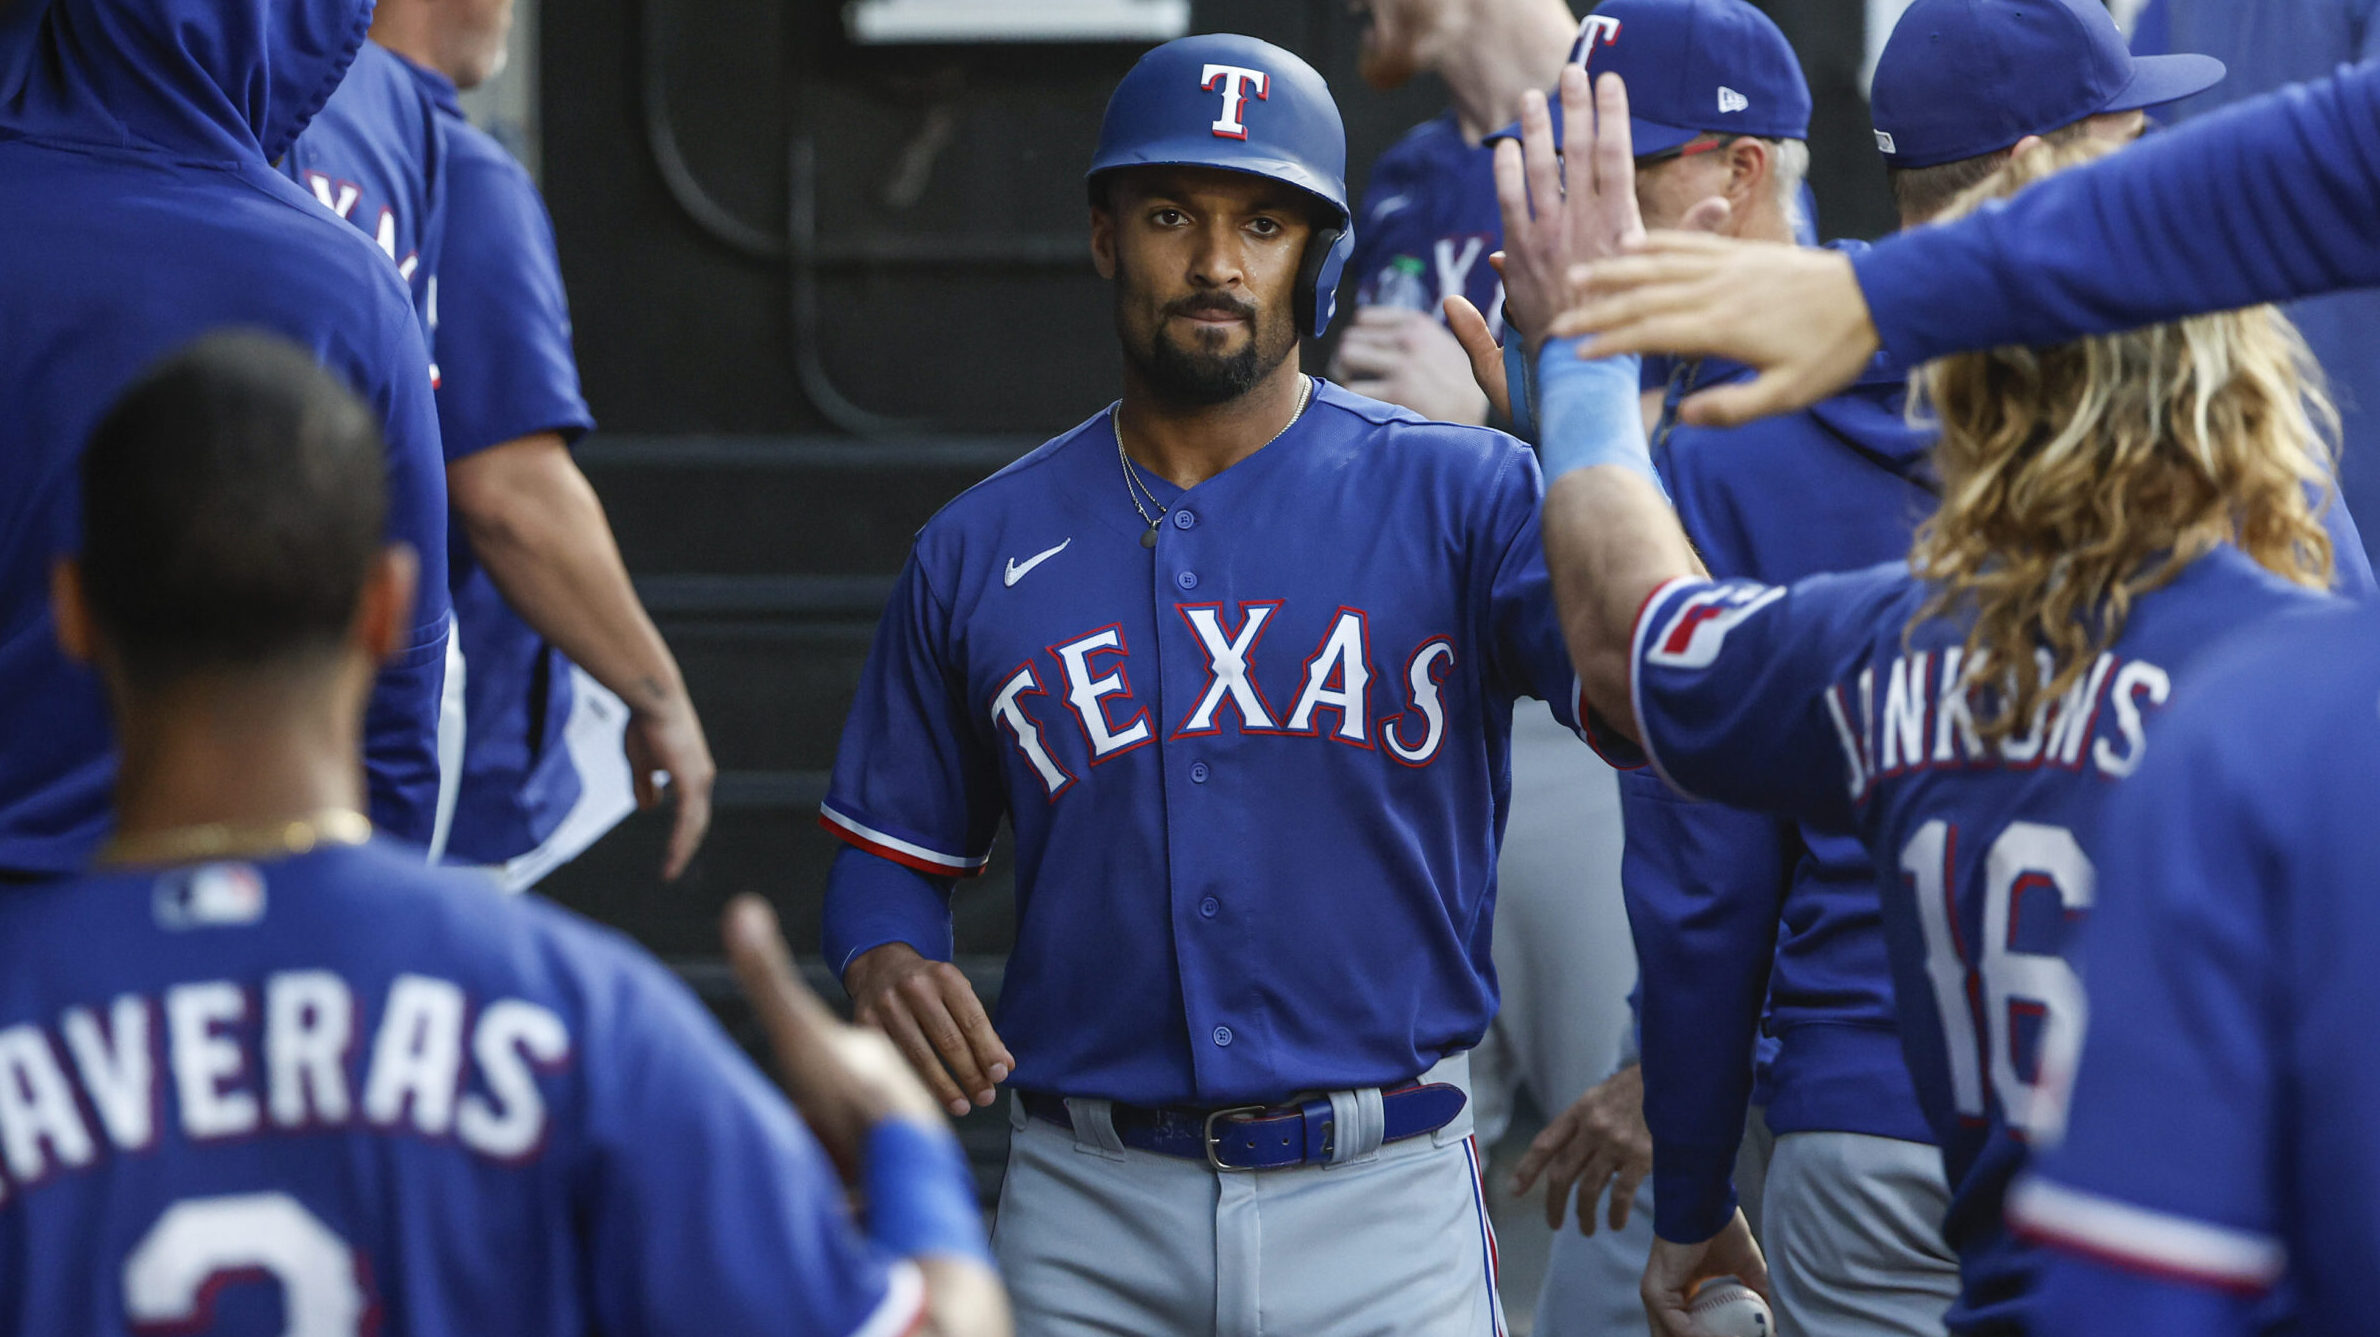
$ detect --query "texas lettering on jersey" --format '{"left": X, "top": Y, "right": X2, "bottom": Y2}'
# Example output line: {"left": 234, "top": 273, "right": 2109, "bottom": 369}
{"left": 300, "top": 171, "right": 420, "bottom": 281}
{"left": 992, "top": 601, "right": 1464, "bottom": 796}
{"left": 0, "top": 967, "right": 569, "bottom": 1201}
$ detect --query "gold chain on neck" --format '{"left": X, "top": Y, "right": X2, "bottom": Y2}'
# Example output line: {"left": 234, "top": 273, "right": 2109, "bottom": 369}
{"left": 99, "top": 808, "right": 373, "bottom": 867}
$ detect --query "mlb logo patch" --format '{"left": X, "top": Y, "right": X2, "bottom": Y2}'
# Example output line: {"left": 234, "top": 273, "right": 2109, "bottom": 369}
{"left": 1646, "top": 585, "right": 1783, "bottom": 669}
{"left": 155, "top": 862, "right": 268, "bottom": 929}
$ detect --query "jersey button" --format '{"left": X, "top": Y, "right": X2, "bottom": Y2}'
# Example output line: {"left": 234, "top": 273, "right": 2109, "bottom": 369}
{"left": 1173, "top": 509, "right": 1197, "bottom": 530}
{"left": 1200, "top": 896, "right": 1219, "bottom": 918}
{"left": 1175, "top": 570, "right": 1199, "bottom": 590}
{"left": 1212, "top": 1025, "right": 1234, "bottom": 1047}
{"left": 1189, "top": 761, "right": 1211, "bottom": 783}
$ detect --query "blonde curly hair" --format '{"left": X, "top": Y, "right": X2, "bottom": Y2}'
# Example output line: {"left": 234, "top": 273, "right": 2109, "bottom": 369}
{"left": 1909, "top": 138, "right": 2339, "bottom": 744}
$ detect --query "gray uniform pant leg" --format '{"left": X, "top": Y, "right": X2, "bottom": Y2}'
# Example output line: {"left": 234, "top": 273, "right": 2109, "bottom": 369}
{"left": 1529, "top": 1178, "right": 1656, "bottom": 1337}
{"left": 1485, "top": 706, "right": 1635, "bottom": 1127}
{"left": 993, "top": 1095, "right": 1506, "bottom": 1337}
{"left": 1762, "top": 1132, "right": 1959, "bottom": 1337}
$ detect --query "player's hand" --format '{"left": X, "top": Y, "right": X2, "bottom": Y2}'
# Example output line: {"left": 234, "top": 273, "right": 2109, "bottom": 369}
{"left": 1512, "top": 1061, "right": 1653, "bottom": 1233}
{"left": 1328, "top": 307, "right": 1491, "bottom": 424}
{"left": 623, "top": 694, "right": 715, "bottom": 881}
{"left": 1642, "top": 1211, "right": 1772, "bottom": 1337}
{"left": 1552, "top": 231, "right": 1880, "bottom": 427}
{"left": 1492, "top": 66, "right": 1645, "bottom": 352}
{"left": 721, "top": 895, "right": 946, "bottom": 1179}
{"left": 1443, "top": 294, "right": 1510, "bottom": 424}
{"left": 844, "top": 941, "right": 1017, "bottom": 1120}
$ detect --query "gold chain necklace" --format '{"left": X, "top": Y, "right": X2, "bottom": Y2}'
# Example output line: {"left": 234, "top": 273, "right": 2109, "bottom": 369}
{"left": 1113, "top": 375, "right": 1314, "bottom": 549}
{"left": 100, "top": 808, "right": 372, "bottom": 867}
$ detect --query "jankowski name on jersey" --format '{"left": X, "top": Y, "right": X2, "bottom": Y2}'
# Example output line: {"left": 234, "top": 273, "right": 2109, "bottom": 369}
{"left": 0, "top": 965, "right": 567, "bottom": 1199}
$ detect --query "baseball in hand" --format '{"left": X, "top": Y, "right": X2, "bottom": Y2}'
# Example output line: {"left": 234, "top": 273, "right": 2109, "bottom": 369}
{"left": 1688, "top": 1278, "right": 1774, "bottom": 1337}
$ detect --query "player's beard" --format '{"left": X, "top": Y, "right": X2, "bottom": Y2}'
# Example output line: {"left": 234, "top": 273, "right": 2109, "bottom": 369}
{"left": 1121, "top": 290, "right": 1299, "bottom": 408}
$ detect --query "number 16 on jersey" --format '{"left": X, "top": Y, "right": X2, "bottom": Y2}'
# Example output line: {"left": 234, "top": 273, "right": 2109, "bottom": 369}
{"left": 1901, "top": 819, "right": 2094, "bottom": 1140}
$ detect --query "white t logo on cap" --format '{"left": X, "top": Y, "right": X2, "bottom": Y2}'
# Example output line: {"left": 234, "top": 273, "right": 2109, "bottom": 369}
{"left": 1577, "top": 14, "right": 1622, "bottom": 53}
{"left": 1202, "top": 64, "right": 1269, "bottom": 141}
{"left": 1718, "top": 86, "right": 1749, "bottom": 114}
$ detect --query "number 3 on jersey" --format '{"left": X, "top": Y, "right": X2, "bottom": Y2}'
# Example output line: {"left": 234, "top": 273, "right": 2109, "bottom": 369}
{"left": 124, "top": 1193, "right": 372, "bottom": 1335}
{"left": 1901, "top": 819, "right": 2093, "bottom": 1140}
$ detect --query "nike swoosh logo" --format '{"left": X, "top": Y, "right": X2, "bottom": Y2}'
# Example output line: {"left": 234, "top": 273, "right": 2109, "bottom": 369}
{"left": 1004, "top": 538, "right": 1071, "bottom": 588}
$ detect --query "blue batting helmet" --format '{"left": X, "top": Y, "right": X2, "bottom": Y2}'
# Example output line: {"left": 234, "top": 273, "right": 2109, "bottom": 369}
{"left": 1087, "top": 33, "right": 1354, "bottom": 337}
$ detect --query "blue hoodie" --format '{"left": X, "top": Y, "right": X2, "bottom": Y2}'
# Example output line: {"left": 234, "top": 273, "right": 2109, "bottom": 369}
{"left": 1628, "top": 274, "right": 1943, "bottom": 1243}
{"left": 0, "top": 0, "right": 451, "bottom": 873}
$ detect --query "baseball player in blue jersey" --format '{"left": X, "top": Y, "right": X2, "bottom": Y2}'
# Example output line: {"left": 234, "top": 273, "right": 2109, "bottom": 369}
{"left": 0, "top": 332, "right": 1006, "bottom": 1337}
{"left": 1577, "top": 7, "right": 2238, "bottom": 1334}
{"left": 820, "top": 33, "right": 1595, "bottom": 1334}
{"left": 287, "top": 0, "right": 716, "bottom": 885}
{"left": 0, "top": 0, "right": 451, "bottom": 875}
{"left": 2003, "top": 605, "right": 2380, "bottom": 1336}
{"left": 1503, "top": 72, "right": 2347, "bottom": 1334}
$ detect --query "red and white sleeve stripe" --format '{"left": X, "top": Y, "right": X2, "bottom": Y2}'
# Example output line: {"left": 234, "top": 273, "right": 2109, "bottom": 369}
{"left": 820, "top": 804, "right": 992, "bottom": 878}
{"left": 1627, "top": 576, "right": 1704, "bottom": 799}
{"left": 2009, "top": 1175, "right": 2285, "bottom": 1294}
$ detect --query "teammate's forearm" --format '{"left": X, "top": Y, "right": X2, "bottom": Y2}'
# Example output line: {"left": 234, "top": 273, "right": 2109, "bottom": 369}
{"left": 1856, "top": 62, "right": 2380, "bottom": 363}
{"left": 1534, "top": 339, "right": 1702, "bottom": 737}
{"left": 449, "top": 435, "right": 690, "bottom": 719}
{"left": 861, "top": 1116, "right": 1007, "bottom": 1337}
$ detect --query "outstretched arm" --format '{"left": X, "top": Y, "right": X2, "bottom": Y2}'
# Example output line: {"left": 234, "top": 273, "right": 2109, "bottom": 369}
{"left": 1558, "top": 60, "right": 2380, "bottom": 426}
{"left": 1494, "top": 69, "right": 1702, "bottom": 736}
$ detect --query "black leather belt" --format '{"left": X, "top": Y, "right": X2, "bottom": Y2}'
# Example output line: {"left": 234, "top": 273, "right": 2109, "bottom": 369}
{"left": 1019, "top": 1083, "right": 1468, "bottom": 1171}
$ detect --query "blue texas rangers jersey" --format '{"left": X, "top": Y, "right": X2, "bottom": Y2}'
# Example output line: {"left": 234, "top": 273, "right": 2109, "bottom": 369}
{"left": 2009, "top": 605, "right": 2380, "bottom": 1336}
{"left": 1615, "top": 546, "right": 2335, "bottom": 1334}
{"left": 282, "top": 40, "right": 447, "bottom": 344}
{"left": 400, "top": 57, "right": 604, "bottom": 867}
{"left": 0, "top": 0, "right": 451, "bottom": 873}
{"left": 1629, "top": 337, "right": 1940, "bottom": 1244}
{"left": 1346, "top": 113, "right": 1506, "bottom": 330}
{"left": 0, "top": 839, "right": 919, "bottom": 1337}
{"left": 820, "top": 380, "right": 1589, "bottom": 1107}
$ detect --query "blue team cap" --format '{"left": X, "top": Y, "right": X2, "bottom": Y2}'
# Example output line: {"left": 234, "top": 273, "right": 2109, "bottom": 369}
{"left": 1871, "top": 0, "right": 2225, "bottom": 168}
{"left": 1488, "top": 0, "right": 1812, "bottom": 155}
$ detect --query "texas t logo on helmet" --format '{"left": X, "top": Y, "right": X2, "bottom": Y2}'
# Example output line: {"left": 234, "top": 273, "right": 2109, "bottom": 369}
{"left": 1201, "top": 64, "right": 1269, "bottom": 139}
{"left": 1086, "top": 33, "right": 1355, "bottom": 335}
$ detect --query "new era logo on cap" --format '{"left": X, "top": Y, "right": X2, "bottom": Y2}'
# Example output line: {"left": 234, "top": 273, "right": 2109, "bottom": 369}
{"left": 1875, "top": 129, "right": 1897, "bottom": 153}
{"left": 1717, "top": 86, "right": 1749, "bottom": 113}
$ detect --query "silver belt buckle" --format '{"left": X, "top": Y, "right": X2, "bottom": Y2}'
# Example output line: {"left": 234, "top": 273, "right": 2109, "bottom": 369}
{"left": 1202, "top": 1105, "right": 1269, "bottom": 1172}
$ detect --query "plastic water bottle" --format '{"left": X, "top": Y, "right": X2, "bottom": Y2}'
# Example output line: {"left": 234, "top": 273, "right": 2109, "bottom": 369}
{"left": 1371, "top": 254, "right": 1433, "bottom": 312}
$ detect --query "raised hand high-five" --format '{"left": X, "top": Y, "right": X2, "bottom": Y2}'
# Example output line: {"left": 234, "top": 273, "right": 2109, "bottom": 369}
{"left": 1490, "top": 66, "right": 1649, "bottom": 355}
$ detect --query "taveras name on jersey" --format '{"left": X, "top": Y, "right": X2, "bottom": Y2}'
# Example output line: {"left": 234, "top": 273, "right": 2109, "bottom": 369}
{"left": 0, "top": 963, "right": 568, "bottom": 1202}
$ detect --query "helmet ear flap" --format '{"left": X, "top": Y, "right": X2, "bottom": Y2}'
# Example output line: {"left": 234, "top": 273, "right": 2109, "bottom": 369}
{"left": 1295, "top": 224, "right": 1348, "bottom": 338}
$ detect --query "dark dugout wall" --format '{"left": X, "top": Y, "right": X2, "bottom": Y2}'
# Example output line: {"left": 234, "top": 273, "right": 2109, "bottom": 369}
{"left": 543, "top": 0, "right": 1889, "bottom": 439}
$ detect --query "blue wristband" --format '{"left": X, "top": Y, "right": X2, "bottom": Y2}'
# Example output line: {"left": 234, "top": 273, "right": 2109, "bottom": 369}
{"left": 1535, "top": 338, "right": 1662, "bottom": 493}
{"left": 863, "top": 1116, "right": 991, "bottom": 1264}
{"left": 1504, "top": 331, "right": 1539, "bottom": 442}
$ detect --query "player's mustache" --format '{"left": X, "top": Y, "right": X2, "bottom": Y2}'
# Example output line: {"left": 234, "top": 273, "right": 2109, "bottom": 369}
{"left": 1166, "top": 294, "right": 1258, "bottom": 321}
